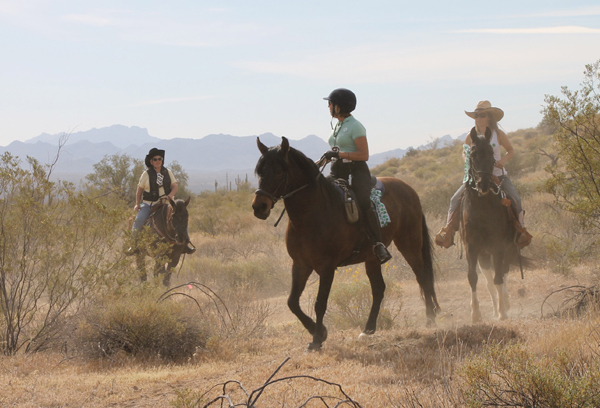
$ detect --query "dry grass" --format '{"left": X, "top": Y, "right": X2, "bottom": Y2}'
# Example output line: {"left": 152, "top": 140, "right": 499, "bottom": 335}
{"left": 1, "top": 261, "right": 598, "bottom": 407}
{"left": 2, "top": 166, "right": 600, "bottom": 406}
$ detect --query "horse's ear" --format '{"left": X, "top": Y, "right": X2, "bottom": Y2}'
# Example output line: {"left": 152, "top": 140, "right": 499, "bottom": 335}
{"left": 469, "top": 127, "right": 477, "bottom": 141}
{"left": 184, "top": 196, "right": 191, "bottom": 207}
{"left": 485, "top": 127, "right": 492, "bottom": 143}
{"left": 280, "top": 137, "right": 289, "bottom": 157}
{"left": 168, "top": 196, "right": 176, "bottom": 208}
{"left": 257, "top": 137, "right": 269, "bottom": 155}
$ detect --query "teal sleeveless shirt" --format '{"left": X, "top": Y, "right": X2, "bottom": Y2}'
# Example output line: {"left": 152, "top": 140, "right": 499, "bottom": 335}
{"left": 328, "top": 116, "right": 366, "bottom": 153}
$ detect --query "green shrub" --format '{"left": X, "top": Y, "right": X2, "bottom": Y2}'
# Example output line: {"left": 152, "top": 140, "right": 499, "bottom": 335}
{"left": 75, "top": 294, "right": 209, "bottom": 361}
{"left": 0, "top": 153, "right": 133, "bottom": 355}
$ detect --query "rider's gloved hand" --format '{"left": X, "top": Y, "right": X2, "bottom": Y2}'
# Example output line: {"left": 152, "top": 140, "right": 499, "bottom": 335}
{"left": 323, "top": 150, "right": 339, "bottom": 160}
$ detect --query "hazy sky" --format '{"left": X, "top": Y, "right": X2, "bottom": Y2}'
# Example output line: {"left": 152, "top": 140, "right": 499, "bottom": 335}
{"left": 1, "top": 1, "right": 599, "bottom": 153}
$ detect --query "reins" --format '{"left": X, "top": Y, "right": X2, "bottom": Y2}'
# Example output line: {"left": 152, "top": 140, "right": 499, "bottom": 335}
{"left": 150, "top": 204, "right": 177, "bottom": 243}
{"left": 255, "top": 183, "right": 310, "bottom": 207}
{"left": 467, "top": 156, "right": 503, "bottom": 196}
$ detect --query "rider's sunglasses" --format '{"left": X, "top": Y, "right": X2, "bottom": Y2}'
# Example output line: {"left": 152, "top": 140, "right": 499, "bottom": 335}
{"left": 152, "top": 157, "right": 163, "bottom": 162}
{"left": 474, "top": 113, "right": 488, "bottom": 119}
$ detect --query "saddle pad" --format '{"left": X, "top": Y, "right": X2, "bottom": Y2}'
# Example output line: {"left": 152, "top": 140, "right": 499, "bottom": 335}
{"left": 370, "top": 188, "right": 390, "bottom": 227}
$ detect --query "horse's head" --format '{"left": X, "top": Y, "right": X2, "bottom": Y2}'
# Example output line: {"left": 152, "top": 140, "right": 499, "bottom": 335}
{"left": 252, "top": 137, "right": 291, "bottom": 219}
{"left": 468, "top": 127, "right": 495, "bottom": 195}
{"left": 168, "top": 196, "right": 191, "bottom": 244}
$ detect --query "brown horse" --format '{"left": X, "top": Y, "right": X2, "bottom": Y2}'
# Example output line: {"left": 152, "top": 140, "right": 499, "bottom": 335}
{"left": 137, "top": 197, "right": 191, "bottom": 287}
{"left": 252, "top": 137, "right": 439, "bottom": 350}
{"left": 460, "top": 128, "right": 524, "bottom": 322}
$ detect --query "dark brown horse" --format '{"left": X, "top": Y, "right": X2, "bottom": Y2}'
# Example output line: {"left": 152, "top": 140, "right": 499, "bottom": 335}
{"left": 137, "top": 197, "right": 191, "bottom": 287}
{"left": 460, "top": 128, "right": 523, "bottom": 322}
{"left": 252, "top": 137, "right": 439, "bottom": 350}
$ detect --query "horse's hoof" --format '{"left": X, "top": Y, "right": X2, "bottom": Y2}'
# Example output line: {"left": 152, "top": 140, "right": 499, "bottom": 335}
{"left": 358, "top": 332, "right": 373, "bottom": 340}
{"left": 306, "top": 342, "right": 322, "bottom": 352}
{"left": 426, "top": 319, "right": 437, "bottom": 328}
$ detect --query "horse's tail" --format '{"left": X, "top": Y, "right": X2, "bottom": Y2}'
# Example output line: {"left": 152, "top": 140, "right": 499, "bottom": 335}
{"left": 421, "top": 214, "right": 441, "bottom": 313}
{"left": 518, "top": 255, "right": 536, "bottom": 269}
{"left": 508, "top": 246, "right": 536, "bottom": 270}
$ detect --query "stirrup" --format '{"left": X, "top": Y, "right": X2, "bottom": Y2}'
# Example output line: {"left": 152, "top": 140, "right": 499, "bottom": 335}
{"left": 373, "top": 243, "right": 392, "bottom": 264}
{"left": 434, "top": 225, "right": 455, "bottom": 248}
{"left": 515, "top": 228, "right": 532, "bottom": 248}
{"left": 184, "top": 243, "right": 196, "bottom": 255}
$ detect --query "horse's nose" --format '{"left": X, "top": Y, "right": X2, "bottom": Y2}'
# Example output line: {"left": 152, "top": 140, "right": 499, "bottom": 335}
{"left": 252, "top": 196, "right": 271, "bottom": 220}
{"left": 477, "top": 180, "right": 491, "bottom": 195}
{"left": 252, "top": 202, "right": 270, "bottom": 219}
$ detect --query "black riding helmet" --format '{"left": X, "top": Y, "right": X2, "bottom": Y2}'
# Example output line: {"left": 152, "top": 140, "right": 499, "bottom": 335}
{"left": 323, "top": 88, "right": 357, "bottom": 114}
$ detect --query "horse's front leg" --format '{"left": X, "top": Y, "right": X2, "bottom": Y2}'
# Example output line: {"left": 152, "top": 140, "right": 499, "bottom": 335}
{"left": 287, "top": 263, "right": 317, "bottom": 340}
{"left": 162, "top": 264, "right": 173, "bottom": 287}
{"left": 309, "top": 267, "right": 335, "bottom": 350}
{"left": 160, "top": 251, "right": 180, "bottom": 287}
{"left": 361, "top": 259, "right": 385, "bottom": 336}
{"left": 493, "top": 253, "right": 510, "bottom": 320}
{"left": 154, "top": 258, "right": 168, "bottom": 285}
{"left": 467, "top": 245, "right": 482, "bottom": 323}
{"left": 479, "top": 262, "right": 499, "bottom": 319}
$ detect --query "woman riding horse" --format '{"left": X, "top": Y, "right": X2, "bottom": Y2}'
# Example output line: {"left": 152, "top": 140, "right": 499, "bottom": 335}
{"left": 252, "top": 137, "right": 439, "bottom": 349}
{"left": 321, "top": 88, "right": 391, "bottom": 264}
{"left": 435, "top": 101, "right": 532, "bottom": 249}
{"left": 460, "top": 127, "right": 531, "bottom": 321}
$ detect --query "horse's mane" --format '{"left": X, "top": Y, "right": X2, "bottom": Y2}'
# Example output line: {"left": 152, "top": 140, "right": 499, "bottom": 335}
{"left": 287, "top": 147, "right": 340, "bottom": 204}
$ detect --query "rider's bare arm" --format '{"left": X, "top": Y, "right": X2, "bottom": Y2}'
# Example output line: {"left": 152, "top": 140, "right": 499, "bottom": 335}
{"left": 168, "top": 182, "right": 178, "bottom": 199}
{"left": 495, "top": 130, "right": 514, "bottom": 169}
{"left": 343, "top": 136, "right": 369, "bottom": 161}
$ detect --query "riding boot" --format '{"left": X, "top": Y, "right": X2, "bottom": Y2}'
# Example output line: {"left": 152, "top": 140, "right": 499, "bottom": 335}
{"left": 435, "top": 210, "right": 460, "bottom": 248}
{"left": 365, "top": 206, "right": 392, "bottom": 264}
{"left": 515, "top": 211, "right": 533, "bottom": 248}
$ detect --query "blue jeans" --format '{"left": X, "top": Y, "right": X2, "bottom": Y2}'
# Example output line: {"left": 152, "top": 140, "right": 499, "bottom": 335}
{"left": 133, "top": 203, "right": 152, "bottom": 231}
{"left": 498, "top": 176, "right": 522, "bottom": 214}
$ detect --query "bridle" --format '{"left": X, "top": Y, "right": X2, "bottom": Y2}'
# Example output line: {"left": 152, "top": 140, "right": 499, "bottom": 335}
{"left": 255, "top": 178, "right": 310, "bottom": 228}
{"left": 254, "top": 162, "right": 322, "bottom": 208}
{"left": 467, "top": 149, "right": 502, "bottom": 196}
{"left": 254, "top": 158, "right": 325, "bottom": 227}
{"left": 254, "top": 183, "right": 310, "bottom": 208}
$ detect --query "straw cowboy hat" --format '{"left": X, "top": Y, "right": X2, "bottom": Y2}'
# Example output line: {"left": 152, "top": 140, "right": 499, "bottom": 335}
{"left": 465, "top": 100, "right": 504, "bottom": 122}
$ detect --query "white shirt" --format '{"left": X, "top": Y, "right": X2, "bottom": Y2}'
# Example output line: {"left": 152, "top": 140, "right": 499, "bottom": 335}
{"left": 489, "top": 130, "right": 507, "bottom": 177}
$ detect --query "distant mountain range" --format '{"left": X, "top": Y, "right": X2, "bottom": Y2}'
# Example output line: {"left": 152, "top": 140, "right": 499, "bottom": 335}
{"left": 1, "top": 125, "right": 460, "bottom": 192}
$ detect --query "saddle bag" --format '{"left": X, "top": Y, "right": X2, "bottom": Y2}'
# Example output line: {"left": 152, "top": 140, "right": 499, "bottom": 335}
{"left": 333, "top": 178, "right": 360, "bottom": 224}
{"left": 344, "top": 191, "right": 359, "bottom": 224}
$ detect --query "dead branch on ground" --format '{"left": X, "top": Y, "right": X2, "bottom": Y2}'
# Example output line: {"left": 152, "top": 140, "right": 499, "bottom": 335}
{"left": 194, "top": 357, "right": 363, "bottom": 407}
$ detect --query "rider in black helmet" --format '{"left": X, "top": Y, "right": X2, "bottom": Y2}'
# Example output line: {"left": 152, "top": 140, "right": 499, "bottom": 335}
{"left": 321, "top": 88, "right": 392, "bottom": 264}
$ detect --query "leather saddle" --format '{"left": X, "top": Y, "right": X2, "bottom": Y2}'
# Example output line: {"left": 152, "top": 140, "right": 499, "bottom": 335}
{"left": 331, "top": 176, "right": 385, "bottom": 223}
